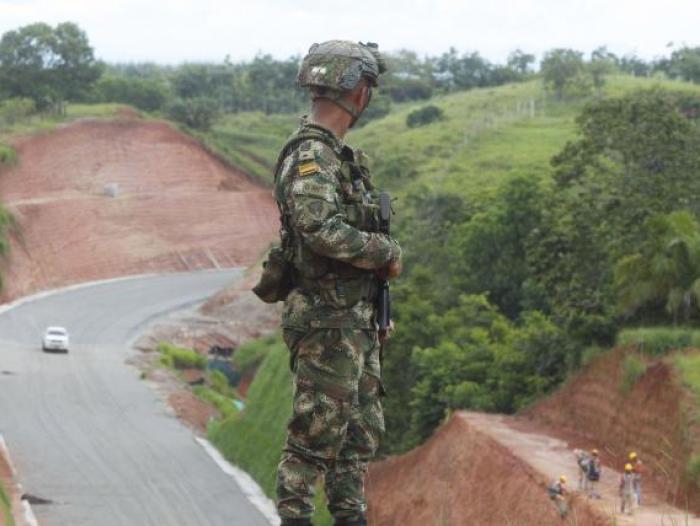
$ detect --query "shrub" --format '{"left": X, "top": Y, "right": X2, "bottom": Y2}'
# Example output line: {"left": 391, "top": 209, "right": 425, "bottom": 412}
{"left": 406, "top": 105, "right": 445, "bottom": 128}
{"left": 193, "top": 386, "right": 237, "bottom": 419}
{"left": 620, "top": 354, "right": 647, "bottom": 393}
{"left": 208, "top": 369, "right": 234, "bottom": 397}
{"left": 156, "top": 342, "right": 206, "bottom": 369}
{"left": 0, "top": 97, "right": 35, "bottom": 126}
{"left": 0, "top": 144, "right": 16, "bottom": 166}
{"left": 617, "top": 328, "right": 700, "bottom": 356}
{"left": 166, "top": 96, "right": 220, "bottom": 130}
{"left": 232, "top": 333, "right": 278, "bottom": 374}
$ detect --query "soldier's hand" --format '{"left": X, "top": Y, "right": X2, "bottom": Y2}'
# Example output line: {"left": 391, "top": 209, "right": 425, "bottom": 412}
{"left": 376, "top": 259, "right": 402, "bottom": 280}
{"left": 379, "top": 320, "right": 395, "bottom": 343}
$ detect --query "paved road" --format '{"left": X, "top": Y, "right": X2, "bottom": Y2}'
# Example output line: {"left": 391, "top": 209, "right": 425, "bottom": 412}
{"left": 0, "top": 271, "right": 272, "bottom": 526}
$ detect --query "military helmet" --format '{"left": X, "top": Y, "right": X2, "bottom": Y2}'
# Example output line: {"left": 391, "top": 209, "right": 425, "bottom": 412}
{"left": 298, "top": 40, "right": 387, "bottom": 92}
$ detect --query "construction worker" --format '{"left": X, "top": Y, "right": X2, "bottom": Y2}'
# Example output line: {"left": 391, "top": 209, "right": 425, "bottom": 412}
{"left": 548, "top": 475, "right": 569, "bottom": 518}
{"left": 620, "top": 463, "right": 636, "bottom": 515}
{"left": 574, "top": 449, "right": 590, "bottom": 490}
{"left": 629, "top": 452, "right": 644, "bottom": 505}
{"left": 585, "top": 448, "right": 602, "bottom": 499}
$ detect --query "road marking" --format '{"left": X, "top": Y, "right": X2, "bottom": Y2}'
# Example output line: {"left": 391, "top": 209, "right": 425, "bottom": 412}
{"left": 1, "top": 434, "right": 39, "bottom": 526}
{"left": 195, "top": 438, "right": 280, "bottom": 526}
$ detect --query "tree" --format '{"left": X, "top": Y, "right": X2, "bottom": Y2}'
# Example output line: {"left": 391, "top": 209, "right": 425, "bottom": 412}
{"left": 507, "top": 49, "right": 536, "bottom": 75}
{"left": 0, "top": 22, "right": 102, "bottom": 111}
{"left": 615, "top": 211, "right": 700, "bottom": 324}
{"left": 667, "top": 47, "right": 700, "bottom": 83}
{"left": 541, "top": 48, "right": 587, "bottom": 100}
{"left": 589, "top": 46, "right": 617, "bottom": 94}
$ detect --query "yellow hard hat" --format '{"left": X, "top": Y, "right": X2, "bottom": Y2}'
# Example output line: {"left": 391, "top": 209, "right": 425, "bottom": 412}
{"left": 560, "top": 475, "right": 567, "bottom": 483}
{"left": 591, "top": 448, "right": 599, "bottom": 456}
{"left": 629, "top": 452, "right": 638, "bottom": 460}
{"left": 625, "top": 463, "right": 633, "bottom": 472}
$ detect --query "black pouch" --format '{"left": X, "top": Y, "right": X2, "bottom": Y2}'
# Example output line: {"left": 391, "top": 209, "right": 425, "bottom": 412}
{"left": 252, "top": 245, "right": 294, "bottom": 303}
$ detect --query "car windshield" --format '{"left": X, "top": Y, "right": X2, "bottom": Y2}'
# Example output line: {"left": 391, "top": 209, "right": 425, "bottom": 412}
{"left": 47, "top": 329, "right": 66, "bottom": 336}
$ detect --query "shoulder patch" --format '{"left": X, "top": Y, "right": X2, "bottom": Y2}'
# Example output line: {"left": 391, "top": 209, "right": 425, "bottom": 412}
{"left": 298, "top": 161, "right": 320, "bottom": 177}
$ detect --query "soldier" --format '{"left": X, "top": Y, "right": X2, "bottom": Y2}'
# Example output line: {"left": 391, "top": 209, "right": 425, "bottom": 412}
{"left": 271, "top": 41, "right": 402, "bottom": 526}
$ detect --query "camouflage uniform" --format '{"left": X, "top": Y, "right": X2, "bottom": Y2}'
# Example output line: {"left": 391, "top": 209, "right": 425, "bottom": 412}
{"left": 273, "top": 42, "right": 400, "bottom": 524}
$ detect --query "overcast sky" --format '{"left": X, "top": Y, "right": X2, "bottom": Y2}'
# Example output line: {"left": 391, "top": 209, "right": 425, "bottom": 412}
{"left": 0, "top": 0, "right": 697, "bottom": 64}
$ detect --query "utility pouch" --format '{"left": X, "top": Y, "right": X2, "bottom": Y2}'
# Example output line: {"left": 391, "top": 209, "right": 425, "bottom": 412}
{"left": 252, "top": 245, "right": 294, "bottom": 303}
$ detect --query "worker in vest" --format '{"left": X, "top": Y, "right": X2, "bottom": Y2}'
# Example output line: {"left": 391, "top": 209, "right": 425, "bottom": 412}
{"left": 585, "top": 448, "right": 602, "bottom": 499}
{"left": 629, "top": 451, "right": 644, "bottom": 505}
{"left": 620, "top": 464, "right": 636, "bottom": 515}
{"left": 574, "top": 449, "right": 590, "bottom": 490}
{"left": 548, "top": 475, "right": 569, "bottom": 518}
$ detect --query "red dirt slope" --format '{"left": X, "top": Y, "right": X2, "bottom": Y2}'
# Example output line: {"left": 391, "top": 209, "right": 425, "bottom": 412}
{"left": 525, "top": 347, "right": 700, "bottom": 513}
{"left": 367, "top": 414, "right": 610, "bottom": 526}
{"left": 0, "top": 117, "right": 278, "bottom": 301}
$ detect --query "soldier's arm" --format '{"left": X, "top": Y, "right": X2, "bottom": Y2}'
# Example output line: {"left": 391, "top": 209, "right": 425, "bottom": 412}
{"left": 286, "top": 160, "right": 400, "bottom": 270}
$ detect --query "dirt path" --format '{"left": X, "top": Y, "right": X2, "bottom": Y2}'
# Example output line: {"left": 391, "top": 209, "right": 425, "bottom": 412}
{"left": 461, "top": 412, "right": 699, "bottom": 525}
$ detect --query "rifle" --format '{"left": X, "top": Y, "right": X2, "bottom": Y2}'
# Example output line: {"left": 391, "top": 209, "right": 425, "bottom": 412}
{"left": 377, "top": 192, "right": 392, "bottom": 338}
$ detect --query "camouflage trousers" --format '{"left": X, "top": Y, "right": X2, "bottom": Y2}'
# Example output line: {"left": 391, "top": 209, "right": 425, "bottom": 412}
{"left": 276, "top": 327, "right": 384, "bottom": 521}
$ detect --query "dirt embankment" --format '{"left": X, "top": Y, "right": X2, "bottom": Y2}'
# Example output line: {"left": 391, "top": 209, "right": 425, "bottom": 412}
{"left": 0, "top": 117, "right": 278, "bottom": 301}
{"left": 367, "top": 414, "right": 610, "bottom": 526}
{"left": 524, "top": 347, "right": 700, "bottom": 513}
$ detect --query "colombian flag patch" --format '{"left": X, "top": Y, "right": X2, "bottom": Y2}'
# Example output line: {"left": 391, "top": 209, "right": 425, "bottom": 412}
{"left": 298, "top": 161, "right": 320, "bottom": 177}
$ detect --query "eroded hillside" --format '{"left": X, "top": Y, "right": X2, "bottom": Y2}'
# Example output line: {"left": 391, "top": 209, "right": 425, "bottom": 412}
{"left": 0, "top": 116, "right": 278, "bottom": 301}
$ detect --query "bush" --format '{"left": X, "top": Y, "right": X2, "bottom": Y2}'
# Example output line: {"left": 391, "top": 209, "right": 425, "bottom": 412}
{"left": 193, "top": 386, "right": 237, "bottom": 420}
{"left": 406, "top": 105, "right": 445, "bottom": 128}
{"left": 166, "top": 96, "right": 220, "bottom": 130}
{"left": 0, "top": 144, "right": 17, "bottom": 166}
{"left": 208, "top": 369, "right": 234, "bottom": 397}
{"left": 0, "top": 97, "right": 35, "bottom": 126}
{"left": 156, "top": 342, "right": 206, "bottom": 369}
{"left": 620, "top": 354, "right": 647, "bottom": 393}
{"left": 232, "top": 333, "right": 278, "bottom": 374}
{"left": 617, "top": 328, "right": 700, "bottom": 356}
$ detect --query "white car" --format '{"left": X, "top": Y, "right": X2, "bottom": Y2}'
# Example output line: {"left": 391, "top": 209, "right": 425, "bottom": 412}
{"left": 42, "top": 326, "right": 70, "bottom": 353}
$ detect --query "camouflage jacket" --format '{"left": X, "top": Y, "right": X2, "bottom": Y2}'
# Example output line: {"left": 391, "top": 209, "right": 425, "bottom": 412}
{"left": 273, "top": 119, "right": 401, "bottom": 330}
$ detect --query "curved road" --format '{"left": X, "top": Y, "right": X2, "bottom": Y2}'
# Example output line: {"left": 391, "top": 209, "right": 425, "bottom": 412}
{"left": 0, "top": 271, "right": 272, "bottom": 526}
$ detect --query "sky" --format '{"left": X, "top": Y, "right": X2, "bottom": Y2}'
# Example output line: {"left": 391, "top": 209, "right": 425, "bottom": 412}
{"left": 0, "top": 0, "right": 697, "bottom": 65}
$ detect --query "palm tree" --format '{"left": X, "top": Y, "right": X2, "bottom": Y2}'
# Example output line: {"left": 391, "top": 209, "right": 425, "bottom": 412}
{"left": 615, "top": 211, "right": 700, "bottom": 325}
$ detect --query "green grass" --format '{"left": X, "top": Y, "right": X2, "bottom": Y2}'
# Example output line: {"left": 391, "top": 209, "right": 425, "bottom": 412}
{"left": 195, "top": 112, "right": 297, "bottom": 184}
{"left": 192, "top": 385, "right": 238, "bottom": 420}
{"left": 620, "top": 354, "right": 647, "bottom": 393}
{"left": 0, "top": 143, "right": 16, "bottom": 166}
{"left": 209, "top": 335, "right": 332, "bottom": 526}
{"left": 0, "top": 102, "right": 127, "bottom": 140}
{"left": 618, "top": 327, "right": 700, "bottom": 356}
{"left": 676, "top": 353, "right": 700, "bottom": 407}
{"left": 156, "top": 342, "right": 207, "bottom": 369}
{"left": 0, "top": 479, "right": 14, "bottom": 526}
{"left": 232, "top": 332, "right": 279, "bottom": 375}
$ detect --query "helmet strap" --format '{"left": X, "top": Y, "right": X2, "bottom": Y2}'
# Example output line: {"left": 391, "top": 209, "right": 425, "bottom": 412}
{"left": 313, "top": 93, "right": 362, "bottom": 127}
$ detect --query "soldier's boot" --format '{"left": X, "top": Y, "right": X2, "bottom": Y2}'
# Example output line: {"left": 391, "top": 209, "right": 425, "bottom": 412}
{"left": 334, "top": 515, "right": 366, "bottom": 526}
{"left": 281, "top": 519, "right": 313, "bottom": 526}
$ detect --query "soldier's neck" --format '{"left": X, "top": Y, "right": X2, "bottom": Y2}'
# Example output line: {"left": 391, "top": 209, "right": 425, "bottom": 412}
{"left": 310, "top": 102, "right": 352, "bottom": 140}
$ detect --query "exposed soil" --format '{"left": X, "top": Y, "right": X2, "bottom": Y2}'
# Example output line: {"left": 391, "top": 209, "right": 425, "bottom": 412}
{"left": 0, "top": 117, "right": 278, "bottom": 301}
{"left": 366, "top": 414, "right": 610, "bottom": 526}
{"left": 524, "top": 347, "right": 700, "bottom": 514}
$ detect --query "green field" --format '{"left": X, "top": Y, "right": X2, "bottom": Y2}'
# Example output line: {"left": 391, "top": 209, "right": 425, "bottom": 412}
{"left": 0, "top": 479, "right": 14, "bottom": 526}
